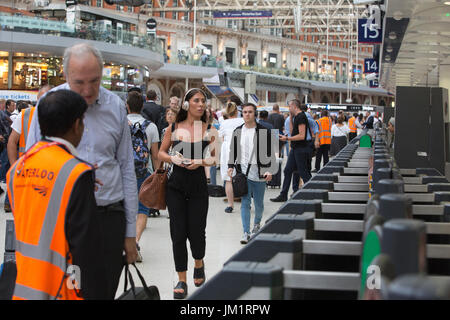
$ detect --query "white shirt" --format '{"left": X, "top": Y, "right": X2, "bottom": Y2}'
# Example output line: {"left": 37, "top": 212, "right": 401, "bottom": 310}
{"left": 218, "top": 117, "right": 245, "bottom": 143}
{"left": 47, "top": 136, "right": 78, "bottom": 157}
{"left": 11, "top": 111, "right": 22, "bottom": 134}
{"left": 10, "top": 110, "right": 19, "bottom": 123}
{"left": 331, "top": 124, "right": 350, "bottom": 137}
{"left": 240, "top": 125, "right": 262, "bottom": 182}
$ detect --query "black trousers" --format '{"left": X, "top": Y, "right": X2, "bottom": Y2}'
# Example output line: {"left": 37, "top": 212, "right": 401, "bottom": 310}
{"left": 349, "top": 132, "right": 357, "bottom": 142}
{"left": 315, "top": 144, "right": 331, "bottom": 171}
{"left": 167, "top": 185, "right": 209, "bottom": 272}
{"left": 96, "top": 201, "right": 126, "bottom": 299}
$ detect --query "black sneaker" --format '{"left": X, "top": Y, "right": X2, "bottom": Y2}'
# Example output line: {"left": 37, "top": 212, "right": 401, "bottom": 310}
{"left": 270, "top": 194, "right": 287, "bottom": 202}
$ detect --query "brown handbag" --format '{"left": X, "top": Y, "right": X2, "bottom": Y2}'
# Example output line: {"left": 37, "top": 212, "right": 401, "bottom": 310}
{"left": 138, "top": 162, "right": 168, "bottom": 210}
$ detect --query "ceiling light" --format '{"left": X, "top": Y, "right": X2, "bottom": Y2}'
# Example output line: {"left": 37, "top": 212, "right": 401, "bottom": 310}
{"left": 393, "top": 11, "right": 403, "bottom": 20}
{"left": 389, "top": 32, "right": 397, "bottom": 40}
{"left": 386, "top": 46, "right": 393, "bottom": 53}
{"left": 385, "top": 55, "right": 391, "bottom": 61}
{"left": 445, "top": 2, "right": 450, "bottom": 5}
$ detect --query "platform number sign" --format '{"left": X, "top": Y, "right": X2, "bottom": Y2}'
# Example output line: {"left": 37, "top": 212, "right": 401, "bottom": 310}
{"left": 369, "top": 79, "right": 379, "bottom": 88}
{"left": 364, "top": 59, "right": 379, "bottom": 74}
{"left": 358, "top": 19, "right": 382, "bottom": 44}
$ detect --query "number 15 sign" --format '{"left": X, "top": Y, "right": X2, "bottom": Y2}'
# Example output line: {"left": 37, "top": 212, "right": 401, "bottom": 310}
{"left": 358, "top": 19, "right": 382, "bottom": 44}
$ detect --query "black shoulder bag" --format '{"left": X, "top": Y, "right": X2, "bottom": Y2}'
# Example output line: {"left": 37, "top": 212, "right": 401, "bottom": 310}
{"left": 232, "top": 148, "right": 254, "bottom": 198}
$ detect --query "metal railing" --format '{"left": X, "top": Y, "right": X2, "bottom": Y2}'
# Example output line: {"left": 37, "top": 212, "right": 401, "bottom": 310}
{"left": 0, "top": 13, "right": 164, "bottom": 55}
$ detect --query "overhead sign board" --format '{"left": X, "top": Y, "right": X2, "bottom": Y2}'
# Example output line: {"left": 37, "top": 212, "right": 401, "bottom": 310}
{"left": 65, "top": 0, "right": 77, "bottom": 6}
{"left": 146, "top": 18, "right": 157, "bottom": 30}
{"left": 358, "top": 18, "right": 382, "bottom": 44}
{"left": 364, "top": 58, "right": 379, "bottom": 74}
{"left": 369, "top": 79, "right": 379, "bottom": 88}
{"left": 213, "top": 11, "right": 272, "bottom": 19}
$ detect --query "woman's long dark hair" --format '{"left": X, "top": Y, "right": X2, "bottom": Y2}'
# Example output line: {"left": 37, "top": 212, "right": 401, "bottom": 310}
{"left": 176, "top": 88, "right": 207, "bottom": 123}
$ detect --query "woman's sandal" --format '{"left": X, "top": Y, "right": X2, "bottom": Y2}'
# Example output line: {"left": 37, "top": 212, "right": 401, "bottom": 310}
{"left": 173, "top": 281, "right": 188, "bottom": 299}
{"left": 193, "top": 262, "right": 206, "bottom": 287}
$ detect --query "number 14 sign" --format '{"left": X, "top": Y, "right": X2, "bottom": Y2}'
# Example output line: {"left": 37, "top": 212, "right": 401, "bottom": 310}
{"left": 364, "top": 59, "right": 379, "bottom": 74}
{"left": 358, "top": 19, "right": 382, "bottom": 44}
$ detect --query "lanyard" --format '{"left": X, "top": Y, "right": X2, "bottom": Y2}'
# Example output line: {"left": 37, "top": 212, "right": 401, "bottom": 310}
{"left": 16, "top": 142, "right": 64, "bottom": 175}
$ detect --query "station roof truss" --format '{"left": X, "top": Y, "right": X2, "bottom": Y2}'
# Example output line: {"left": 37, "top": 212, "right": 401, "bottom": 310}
{"left": 141, "top": 0, "right": 370, "bottom": 43}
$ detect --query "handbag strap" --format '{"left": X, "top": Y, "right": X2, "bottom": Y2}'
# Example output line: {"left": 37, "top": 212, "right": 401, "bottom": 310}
{"left": 130, "top": 263, "right": 155, "bottom": 298}
{"left": 123, "top": 264, "right": 137, "bottom": 298}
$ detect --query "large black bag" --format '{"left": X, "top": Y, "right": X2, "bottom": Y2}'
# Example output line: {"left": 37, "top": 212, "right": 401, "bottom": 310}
{"left": 117, "top": 263, "right": 160, "bottom": 300}
{"left": 232, "top": 171, "right": 249, "bottom": 198}
{"left": 232, "top": 150, "right": 255, "bottom": 198}
{"left": 207, "top": 184, "right": 226, "bottom": 197}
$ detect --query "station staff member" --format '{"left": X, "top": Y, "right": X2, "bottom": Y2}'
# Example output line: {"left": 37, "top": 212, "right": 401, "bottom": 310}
{"left": 348, "top": 113, "right": 358, "bottom": 142}
{"left": 314, "top": 109, "right": 332, "bottom": 172}
{"left": 7, "top": 90, "right": 107, "bottom": 300}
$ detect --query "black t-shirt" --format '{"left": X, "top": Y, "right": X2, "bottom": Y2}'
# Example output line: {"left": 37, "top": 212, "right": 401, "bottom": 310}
{"left": 291, "top": 112, "right": 309, "bottom": 149}
{"left": 268, "top": 113, "right": 285, "bottom": 133}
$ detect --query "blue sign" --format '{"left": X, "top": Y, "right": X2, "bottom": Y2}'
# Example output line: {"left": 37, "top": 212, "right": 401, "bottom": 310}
{"left": 358, "top": 19, "right": 382, "bottom": 44}
{"left": 213, "top": 11, "right": 272, "bottom": 19}
{"left": 369, "top": 79, "right": 379, "bottom": 88}
{"left": 364, "top": 58, "right": 379, "bottom": 74}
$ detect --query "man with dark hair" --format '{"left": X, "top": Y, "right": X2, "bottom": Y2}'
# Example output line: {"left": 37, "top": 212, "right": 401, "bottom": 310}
{"left": 268, "top": 104, "right": 285, "bottom": 157}
{"left": 7, "top": 89, "right": 107, "bottom": 300}
{"left": 271, "top": 99, "right": 311, "bottom": 202}
{"left": 126, "top": 91, "right": 160, "bottom": 262}
{"left": 258, "top": 110, "right": 273, "bottom": 130}
{"left": 228, "top": 103, "right": 276, "bottom": 244}
{"left": 142, "top": 89, "right": 166, "bottom": 138}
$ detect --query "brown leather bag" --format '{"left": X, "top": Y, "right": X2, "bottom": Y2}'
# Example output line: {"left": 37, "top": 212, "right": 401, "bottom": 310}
{"left": 138, "top": 162, "right": 168, "bottom": 210}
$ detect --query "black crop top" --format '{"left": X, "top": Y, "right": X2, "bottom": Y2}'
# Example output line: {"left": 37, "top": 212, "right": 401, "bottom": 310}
{"left": 171, "top": 123, "right": 211, "bottom": 160}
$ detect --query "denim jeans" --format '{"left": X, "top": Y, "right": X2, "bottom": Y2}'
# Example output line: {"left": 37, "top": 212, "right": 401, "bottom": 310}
{"left": 136, "top": 172, "right": 151, "bottom": 216}
{"left": 281, "top": 147, "right": 312, "bottom": 197}
{"left": 210, "top": 165, "right": 217, "bottom": 185}
{"left": 241, "top": 179, "right": 266, "bottom": 234}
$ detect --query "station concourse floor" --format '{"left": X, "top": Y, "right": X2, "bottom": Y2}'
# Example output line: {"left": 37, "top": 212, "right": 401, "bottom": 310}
{"left": 0, "top": 156, "right": 321, "bottom": 300}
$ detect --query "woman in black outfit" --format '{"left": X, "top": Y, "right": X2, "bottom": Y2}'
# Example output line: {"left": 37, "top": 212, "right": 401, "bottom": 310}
{"left": 158, "top": 88, "right": 217, "bottom": 299}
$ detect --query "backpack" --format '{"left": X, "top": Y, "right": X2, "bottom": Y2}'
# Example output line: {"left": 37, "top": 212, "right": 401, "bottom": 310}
{"left": 130, "top": 120, "right": 151, "bottom": 178}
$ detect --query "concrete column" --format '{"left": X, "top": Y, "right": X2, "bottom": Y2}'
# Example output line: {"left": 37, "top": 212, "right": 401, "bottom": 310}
{"left": 185, "top": 78, "right": 189, "bottom": 91}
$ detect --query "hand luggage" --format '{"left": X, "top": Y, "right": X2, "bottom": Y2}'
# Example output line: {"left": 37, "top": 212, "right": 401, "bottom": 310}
{"left": 117, "top": 263, "right": 160, "bottom": 300}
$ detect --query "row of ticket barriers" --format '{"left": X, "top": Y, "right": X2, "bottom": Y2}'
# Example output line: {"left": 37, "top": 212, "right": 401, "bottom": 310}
{"left": 190, "top": 128, "right": 450, "bottom": 300}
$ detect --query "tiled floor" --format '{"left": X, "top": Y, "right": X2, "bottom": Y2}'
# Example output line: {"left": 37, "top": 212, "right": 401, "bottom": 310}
{"left": 0, "top": 163, "right": 296, "bottom": 300}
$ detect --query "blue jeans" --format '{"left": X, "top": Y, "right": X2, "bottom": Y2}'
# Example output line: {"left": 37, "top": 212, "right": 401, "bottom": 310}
{"left": 241, "top": 179, "right": 266, "bottom": 234}
{"left": 281, "top": 147, "right": 312, "bottom": 197}
{"left": 137, "top": 172, "right": 151, "bottom": 216}
{"left": 210, "top": 165, "right": 217, "bottom": 185}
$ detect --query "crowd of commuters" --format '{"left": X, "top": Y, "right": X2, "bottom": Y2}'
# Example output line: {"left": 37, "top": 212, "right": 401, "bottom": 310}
{"left": 3, "top": 42, "right": 388, "bottom": 301}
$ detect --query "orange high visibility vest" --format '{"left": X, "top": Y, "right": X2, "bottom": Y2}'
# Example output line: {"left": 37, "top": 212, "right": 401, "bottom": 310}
{"left": 317, "top": 117, "right": 332, "bottom": 145}
{"left": 7, "top": 141, "right": 92, "bottom": 300}
{"left": 348, "top": 116, "right": 357, "bottom": 133}
{"left": 18, "top": 107, "right": 36, "bottom": 157}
